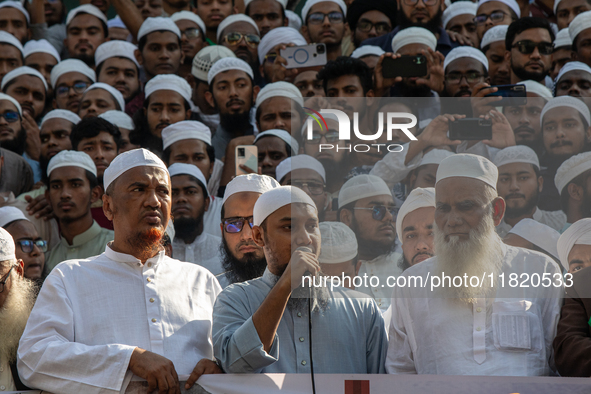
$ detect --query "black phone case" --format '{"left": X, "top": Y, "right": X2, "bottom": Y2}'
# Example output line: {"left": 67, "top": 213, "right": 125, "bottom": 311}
{"left": 449, "top": 118, "right": 493, "bottom": 140}
{"left": 382, "top": 55, "right": 428, "bottom": 79}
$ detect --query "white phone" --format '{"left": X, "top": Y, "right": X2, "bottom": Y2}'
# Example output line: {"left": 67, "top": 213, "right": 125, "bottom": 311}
{"left": 235, "top": 145, "right": 258, "bottom": 175}
{"left": 280, "top": 44, "right": 328, "bottom": 69}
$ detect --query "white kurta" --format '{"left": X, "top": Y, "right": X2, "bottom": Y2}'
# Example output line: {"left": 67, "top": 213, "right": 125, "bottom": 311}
{"left": 203, "top": 197, "right": 223, "bottom": 238}
{"left": 172, "top": 232, "right": 228, "bottom": 287}
{"left": 0, "top": 357, "right": 15, "bottom": 391}
{"left": 356, "top": 251, "right": 403, "bottom": 311}
{"left": 386, "top": 244, "right": 563, "bottom": 376}
{"left": 496, "top": 208, "right": 567, "bottom": 238}
{"left": 17, "top": 245, "right": 221, "bottom": 394}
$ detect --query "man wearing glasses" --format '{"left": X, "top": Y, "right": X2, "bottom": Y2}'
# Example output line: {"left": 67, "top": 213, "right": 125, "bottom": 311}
{"left": 347, "top": 0, "right": 396, "bottom": 49}
{"left": 0, "top": 227, "right": 36, "bottom": 391}
{"left": 50, "top": 59, "right": 96, "bottom": 114}
{"left": 505, "top": 18, "right": 554, "bottom": 84}
{"left": 443, "top": 46, "right": 489, "bottom": 100}
{"left": 474, "top": 0, "right": 520, "bottom": 41}
{"left": 301, "top": 0, "right": 347, "bottom": 61}
{"left": 171, "top": 11, "right": 208, "bottom": 78}
{"left": 217, "top": 15, "right": 261, "bottom": 85}
{"left": 338, "top": 174, "right": 401, "bottom": 311}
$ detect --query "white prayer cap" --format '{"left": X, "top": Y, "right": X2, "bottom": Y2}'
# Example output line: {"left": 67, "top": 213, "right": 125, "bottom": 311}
{"left": 168, "top": 163, "right": 209, "bottom": 197}
{"left": 47, "top": 150, "right": 97, "bottom": 177}
{"left": 338, "top": 174, "right": 392, "bottom": 208}
{"left": 245, "top": 0, "right": 288, "bottom": 9}
{"left": 0, "top": 1, "right": 29, "bottom": 23}
{"left": 318, "top": 222, "right": 358, "bottom": 264}
{"left": 95, "top": 41, "right": 140, "bottom": 68}
{"left": 419, "top": 149, "right": 454, "bottom": 166}
{"left": 107, "top": 16, "right": 127, "bottom": 29}
{"left": 436, "top": 153, "right": 498, "bottom": 190}
{"left": 276, "top": 154, "right": 326, "bottom": 183}
{"left": 0, "top": 227, "right": 15, "bottom": 262}
{"left": 255, "top": 81, "right": 304, "bottom": 108}
{"left": 556, "top": 61, "right": 591, "bottom": 84}
{"left": 50, "top": 59, "right": 96, "bottom": 88}
{"left": 493, "top": 145, "right": 540, "bottom": 169}
{"left": 165, "top": 220, "right": 175, "bottom": 241}
{"left": 162, "top": 120, "right": 212, "bottom": 150}
{"left": 222, "top": 174, "right": 280, "bottom": 205}
{"left": 301, "top": 0, "right": 347, "bottom": 21}
{"left": 66, "top": 4, "right": 107, "bottom": 26}
{"left": 254, "top": 129, "right": 299, "bottom": 154}
{"left": 0, "top": 31, "right": 23, "bottom": 55}
{"left": 286, "top": 10, "right": 302, "bottom": 30}
{"left": 558, "top": 218, "right": 591, "bottom": 270}
{"left": 1, "top": 66, "right": 47, "bottom": 91}
{"left": 351, "top": 45, "right": 385, "bottom": 59}
{"left": 191, "top": 46, "right": 236, "bottom": 82}
{"left": 99, "top": 110, "right": 135, "bottom": 130}
{"left": 208, "top": 57, "right": 254, "bottom": 85}
{"left": 508, "top": 219, "right": 560, "bottom": 260}
{"left": 0, "top": 206, "right": 29, "bottom": 228}
{"left": 541, "top": 96, "right": 591, "bottom": 125}
{"left": 554, "top": 28, "right": 572, "bottom": 48}
{"left": 253, "top": 185, "right": 316, "bottom": 226}
{"left": 555, "top": 151, "right": 591, "bottom": 194}
{"left": 170, "top": 11, "right": 206, "bottom": 34}
{"left": 216, "top": 14, "right": 259, "bottom": 42}
{"left": 477, "top": 0, "right": 520, "bottom": 17}
{"left": 84, "top": 82, "right": 125, "bottom": 111}
{"left": 257, "top": 27, "right": 307, "bottom": 64}
{"left": 103, "top": 148, "right": 169, "bottom": 192}
{"left": 396, "top": 187, "right": 435, "bottom": 245}
{"left": 138, "top": 17, "right": 181, "bottom": 41}
{"left": 520, "top": 80, "right": 552, "bottom": 100}
{"left": 480, "top": 25, "right": 508, "bottom": 49}
{"left": 443, "top": 46, "right": 488, "bottom": 72}
{"left": 23, "top": 39, "right": 60, "bottom": 62}
{"left": 442, "top": 1, "right": 478, "bottom": 28}
{"left": 145, "top": 74, "right": 193, "bottom": 107}
{"left": 554, "top": 0, "right": 565, "bottom": 12}
{"left": 391, "top": 27, "right": 437, "bottom": 53}
{"left": 570, "top": 10, "right": 591, "bottom": 43}
{"left": 0, "top": 93, "right": 21, "bottom": 115}
{"left": 41, "top": 109, "right": 81, "bottom": 128}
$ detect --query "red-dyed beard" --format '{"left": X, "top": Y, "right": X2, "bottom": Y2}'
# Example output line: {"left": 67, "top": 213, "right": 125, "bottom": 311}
{"left": 128, "top": 227, "right": 165, "bottom": 257}
{"left": 142, "top": 227, "right": 164, "bottom": 244}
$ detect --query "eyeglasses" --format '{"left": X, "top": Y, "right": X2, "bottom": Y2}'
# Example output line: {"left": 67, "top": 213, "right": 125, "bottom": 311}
{"left": 353, "top": 205, "right": 398, "bottom": 221}
{"left": 287, "top": 180, "right": 325, "bottom": 195}
{"left": 16, "top": 239, "right": 48, "bottom": 254}
{"left": 182, "top": 28, "right": 200, "bottom": 39}
{"left": 0, "top": 265, "right": 15, "bottom": 294}
{"left": 473, "top": 11, "right": 507, "bottom": 25}
{"left": 305, "top": 131, "right": 340, "bottom": 144}
{"left": 356, "top": 20, "right": 391, "bottom": 34}
{"left": 307, "top": 11, "right": 344, "bottom": 25}
{"left": 0, "top": 111, "right": 20, "bottom": 123}
{"left": 402, "top": 0, "right": 438, "bottom": 6}
{"left": 264, "top": 53, "right": 277, "bottom": 64}
{"left": 223, "top": 32, "right": 260, "bottom": 48}
{"left": 445, "top": 72, "right": 485, "bottom": 84}
{"left": 223, "top": 216, "right": 254, "bottom": 233}
{"left": 512, "top": 40, "right": 554, "bottom": 55}
{"left": 56, "top": 81, "right": 89, "bottom": 97}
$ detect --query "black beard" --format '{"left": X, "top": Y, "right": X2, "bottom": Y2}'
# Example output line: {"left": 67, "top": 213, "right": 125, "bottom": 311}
{"left": 504, "top": 190, "right": 539, "bottom": 219}
{"left": 511, "top": 64, "right": 547, "bottom": 83}
{"left": 220, "top": 237, "right": 267, "bottom": 284}
{"left": 0, "top": 127, "right": 26, "bottom": 156}
{"left": 219, "top": 111, "right": 253, "bottom": 136}
{"left": 396, "top": 8, "right": 443, "bottom": 34}
{"left": 174, "top": 215, "right": 204, "bottom": 241}
{"left": 395, "top": 81, "right": 432, "bottom": 97}
{"left": 398, "top": 254, "right": 411, "bottom": 272}
{"left": 350, "top": 214, "right": 397, "bottom": 259}
{"left": 74, "top": 53, "right": 95, "bottom": 67}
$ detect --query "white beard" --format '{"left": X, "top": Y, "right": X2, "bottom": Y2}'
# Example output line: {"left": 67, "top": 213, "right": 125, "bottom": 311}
{"left": 434, "top": 213, "right": 503, "bottom": 304}
{"left": 0, "top": 274, "right": 36, "bottom": 364}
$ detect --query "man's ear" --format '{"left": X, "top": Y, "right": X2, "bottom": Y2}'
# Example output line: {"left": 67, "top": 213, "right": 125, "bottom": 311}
{"left": 90, "top": 185, "right": 102, "bottom": 204}
{"left": 136, "top": 49, "right": 144, "bottom": 66}
{"left": 504, "top": 50, "right": 511, "bottom": 63}
{"left": 283, "top": 17, "right": 289, "bottom": 27}
{"left": 252, "top": 225, "right": 265, "bottom": 247}
{"left": 205, "top": 91, "right": 215, "bottom": 108}
{"left": 103, "top": 194, "right": 114, "bottom": 221}
{"left": 301, "top": 25, "right": 311, "bottom": 43}
{"left": 16, "top": 259, "right": 24, "bottom": 278}
{"left": 537, "top": 175, "right": 544, "bottom": 193}
{"left": 568, "top": 182, "right": 584, "bottom": 202}
{"left": 259, "top": 63, "right": 265, "bottom": 79}
{"left": 252, "top": 85, "right": 260, "bottom": 102}
{"left": 186, "top": 73, "right": 196, "bottom": 89}
{"left": 492, "top": 196, "right": 505, "bottom": 226}
{"left": 204, "top": 195, "right": 211, "bottom": 212}
{"left": 339, "top": 208, "right": 353, "bottom": 226}
{"left": 586, "top": 126, "right": 591, "bottom": 143}
{"left": 572, "top": 49, "right": 578, "bottom": 60}
{"left": 355, "top": 259, "right": 362, "bottom": 276}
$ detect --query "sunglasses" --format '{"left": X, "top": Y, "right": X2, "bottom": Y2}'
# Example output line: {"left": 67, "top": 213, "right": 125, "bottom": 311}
{"left": 223, "top": 216, "right": 254, "bottom": 233}
{"left": 182, "top": 27, "right": 200, "bottom": 39}
{"left": 402, "top": 0, "right": 438, "bottom": 6}
{"left": 307, "top": 11, "right": 344, "bottom": 25}
{"left": 56, "top": 81, "right": 90, "bottom": 97}
{"left": 354, "top": 205, "right": 398, "bottom": 221}
{"left": 223, "top": 32, "right": 260, "bottom": 48}
{"left": 356, "top": 20, "right": 391, "bottom": 34}
{"left": 16, "top": 239, "right": 48, "bottom": 254}
{"left": 473, "top": 11, "right": 507, "bottom": 25}
{"left": 0, "top": 111, "right": 20, "bottom": 123}
{"left": 512, "top": 40, "right": 553, "bottom": 55}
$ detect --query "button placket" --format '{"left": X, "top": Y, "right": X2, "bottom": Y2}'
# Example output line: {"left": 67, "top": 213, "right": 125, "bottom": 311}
{"left": 144, "top": 260, "right": 164, "bottom": 355}
{"left": 473, "top": 298, "right": 486, "bottom": 364}
{"left": 293, "top": 308, "right": 309, "bottom": 373}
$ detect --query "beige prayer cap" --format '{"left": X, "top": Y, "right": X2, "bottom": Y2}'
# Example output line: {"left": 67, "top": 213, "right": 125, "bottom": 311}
{"left": 435, "top": 153, "right": 498, "bottom": 190}
{"left": 253, "top": 186, "right": 316, "bottom": 226}
{"left": 318, "top": 222, "right": 358, "bottom": 264}
{"left": 396, "top": 187, "right": 435, "bottom": 245}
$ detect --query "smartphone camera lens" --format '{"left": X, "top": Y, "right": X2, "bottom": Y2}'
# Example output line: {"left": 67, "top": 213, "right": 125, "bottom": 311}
{"left": 317, "top": 44, "right": 325, "bottom": 54}
{"left": 238, "top": 148, "right": 245, "bottom": 157}
{"left": 415, "top": 57, "right": 423, "bottom": 64}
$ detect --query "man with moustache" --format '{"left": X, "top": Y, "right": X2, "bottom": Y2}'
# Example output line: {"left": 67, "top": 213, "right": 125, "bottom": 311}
{"left": 0, "top": 93, "right": 29, "bottom": 160}
{"left": 386, "top": 153, "right": 563, "bottom": 375}
{"left": 253, "top": 129, "right": 297, "bottom": 180}
{"left": 50, "top": 60, "right": 96, "bottom": 115}
{"left": 213, "top": 186, "right": 388, "bottom": 373}
{"left": 474, "top": 0, "right": 520, "bottom": 42}
{"left": 2, "top": 67, "right": 47, "bottom": 124}
{"left": 554, "top": 61, "right": 591, "bottom": 98}
{"left": 347, "top": 0, "right": 396, "bottom": 49}
{"left": 246, "top": 0, "right": 289, "bottom": 37}
{"left": 43, "top": 151, "right": 114, "bottom": 272}
{"left": 217, "top": 15, "right": 261, "bottom": 84}
{"left": 0, "top": 228, "right": 36, "bottom": 391}
{"left": 171, "top": 11, "right": 207, "bottom": 78}
{"left": 551, "top": 29, "right": 573, "bottom": 80}
{"left": 219, "top": 174, "right": 279, "bottom": 285}
{"left": 136, "top": 17, "right": 184, "bottom": 81}
{"left": 443, "top": 2, "right": 478, "bottom": 47}
{"left": 443, "top": 47, "right": 489, "bottom": 99}
{"left": 64, "top": 5, "right": 108, "bottom": 68}
{"left": 301, "top": 0, "right": 348, "bottom": 61}
{"left": 395, "top": 187, "right": 435, "bottom": 271}
{"left": 493, "top": 146, "right": 566, "bottom": 238}
{"left": 18, "top": 148, "right": 222, "bottom": 393}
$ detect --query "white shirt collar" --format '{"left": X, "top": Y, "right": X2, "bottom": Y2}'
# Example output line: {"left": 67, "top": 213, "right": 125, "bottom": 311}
{"left": 104, "top": 242, "right": 165, "bottom": 267}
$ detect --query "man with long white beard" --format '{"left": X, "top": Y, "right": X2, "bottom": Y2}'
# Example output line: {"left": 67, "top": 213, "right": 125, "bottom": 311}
{"left": 18, "top": 149, "right": 222, "bottom": 393}
{"left": 213, "top": 186, "right": 387, "bottom": 373}
{"left": 0, "top": 228, "right": 35, "bottom": 391}
{"left": 386, "top": 153, "right": 563, "bottom": 375}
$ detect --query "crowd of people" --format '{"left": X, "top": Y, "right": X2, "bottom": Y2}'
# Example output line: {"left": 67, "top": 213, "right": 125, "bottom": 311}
{"left": 0, "top": 0, "right": 591, "bottom": 390}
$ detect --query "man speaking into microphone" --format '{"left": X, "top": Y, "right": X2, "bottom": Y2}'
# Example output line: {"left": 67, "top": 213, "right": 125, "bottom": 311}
{"left": 213, "top": 186, "right": 387, "bottom": 374}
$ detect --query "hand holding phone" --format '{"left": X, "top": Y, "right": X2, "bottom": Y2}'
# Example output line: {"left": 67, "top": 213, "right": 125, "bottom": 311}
{"left": 235, "top": 145, "right": 258, "bottom": 175}
{"left": 448, "top": 118, "right": 493, "bottom": 140}
{"left": 381, "top": 55, "right": 428, "bottom": 79}
{"left": 280, "top": 44, "right": 327, "bottom": 69}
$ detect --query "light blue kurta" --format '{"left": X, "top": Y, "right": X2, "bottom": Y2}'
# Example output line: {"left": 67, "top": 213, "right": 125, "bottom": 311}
{"left": 213, "top": 268, "right": 388, "bottom": 374}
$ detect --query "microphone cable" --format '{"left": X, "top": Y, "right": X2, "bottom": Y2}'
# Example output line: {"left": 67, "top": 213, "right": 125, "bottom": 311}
{"left": 309, "top": 284, "right": 316, "bottom": 394}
